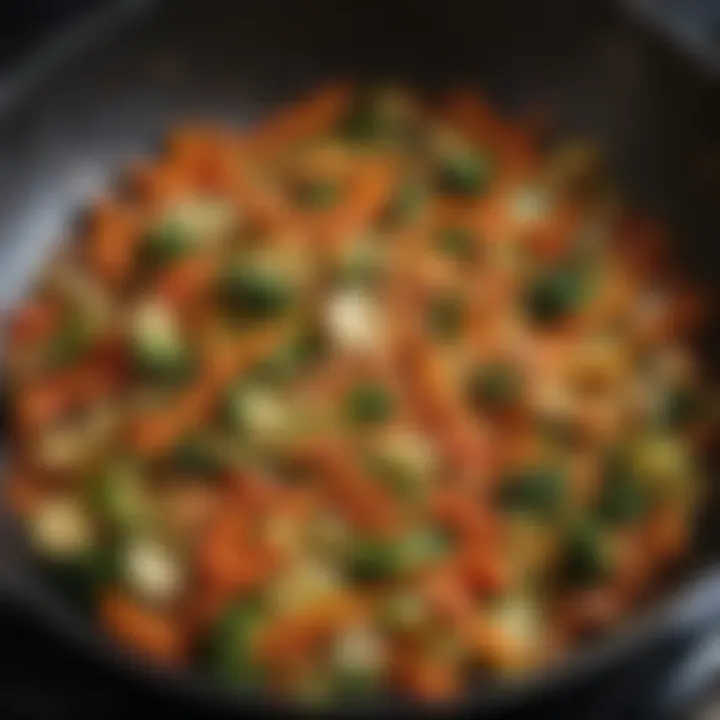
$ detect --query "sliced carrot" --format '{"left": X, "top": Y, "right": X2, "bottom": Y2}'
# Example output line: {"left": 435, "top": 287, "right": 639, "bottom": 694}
{"left": 455, "top": 545, "right": 511, "bottom": 596}
{"left": 421, "top": 566, "right": 474, "bottom": 625}
{"left": 443, "top": 88, "right": 540, "bottom": 182}
{"left": 301, "top": 439, "right": 400, "bottom": 534}
{"left": 5, "top": 468, "right": 39, "bottom": 516}
{"left": 16, "top": 361, "right": 120, "bottom": 435}
{"left": 85, "top": 199, "right": 140, "bottom": 286}
{"left": 99, "top": 591, "right": 186, "bottom": 662}
{"left": 310, "top": 157, "right": 396, "bottom": 247}
{"left": 6, "top": 302, "right": 59, "bottom": 347}
{"left": 389, "top": 646, "right": 460, "bottom": 701}
{"left": 245, "top": 82, "right": 353, "bottom": 157}
{"left": 255, "top": 594, "right": 365, "bottom": 665}
{"left": 154, "top": 252, "right": 219, "bottom": 310}
{"left": 126, "top": 160, "right": 193, "bottom": 208}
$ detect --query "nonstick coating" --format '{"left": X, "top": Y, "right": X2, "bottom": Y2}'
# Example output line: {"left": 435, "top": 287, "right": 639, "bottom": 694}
{"left": 0, "top": 0, "right": 717, "bottom": 716}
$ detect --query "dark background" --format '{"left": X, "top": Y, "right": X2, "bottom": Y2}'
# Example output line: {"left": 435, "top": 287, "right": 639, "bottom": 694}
{"left": 0, "top": 1, "right": 718, "bottom": 718}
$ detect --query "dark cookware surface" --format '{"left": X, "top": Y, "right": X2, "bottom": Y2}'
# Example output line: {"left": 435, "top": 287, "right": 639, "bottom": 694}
{"left": 0, "top": 0, "right": 717, "bottom": 716}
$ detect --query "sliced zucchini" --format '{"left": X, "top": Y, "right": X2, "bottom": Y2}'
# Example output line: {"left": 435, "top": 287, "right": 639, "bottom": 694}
{"left": 330, "top": 624, "right": 386, "bottom": 696}
{"left": 29, "top": 496, "right": 95, "bottom": 561}
{"left": 340, "top": 87, "right": 416, "bottom": 144}
{"left": 467, "top": 362, "right": 523, "bottom": 412}
{"left": 217, "top": 262, "right": 294, "bottom": 323}
{"left": 88, "top": 459, "right": 152, "bottom": 532}
{"left": 497, "top": 466, "right": 566, "bottom": 518}
{"left": 120, "top": 536, "right": 186, "bottom": 606}
{"left": 223, "top": 384, "right": 291, "bottom": 442}
{"left": 557, "top": 519, "right": 612, "bottom": 587}
{"left": 436, "top": 226, "right": 478, "bottom": 263}
{"left": 203, "top": 599, "right": 266, "bottom": 687}
{"left": 335, "top": 241, "right": 386, "bottom": 289}
{"left": 130, "top": 301, "right": 194, "bottom": 384}
{"left": 169, "top": 435, "right": 226, "bottom": 479}
{"left": 436, "top": 143, "right": 493, "bottom": 197}
{"left": 523, "top": 267, "right": 585, "bottom": 325}
{"left": 596, "top": 452, "right": 649, "bottom": 526}
{"left": 140, "top": 200, "right": 234, "bottom": 268}
{"left": 345, "top": 382, "right": 394, "bottom": 425}
{"left": 510, "top": 185, "right": 552, "bottom": 223}
{"left": 427, "top": 292, "right": 466, "bottom": 341}
{"left": 364, "top": 430, "right": 436, "bottom": 500}
{"left": 348, "top": 529, "right": 449, "bottom": 583}
{"left": 326, "top": 290, "right": 383, "bottom": 353}
{"left": 140, "top": 219, "right": 193, "bottom": 268}
{"left": 268, "top": 559, "right": 342, "bottom": 616}
{"left": 347, "top": 537, "right": 402, "bottom": 583}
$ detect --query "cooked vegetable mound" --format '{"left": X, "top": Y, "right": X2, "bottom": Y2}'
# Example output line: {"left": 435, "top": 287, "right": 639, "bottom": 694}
{"left": 4, "top": 84, "right": 707, "bottom": 703}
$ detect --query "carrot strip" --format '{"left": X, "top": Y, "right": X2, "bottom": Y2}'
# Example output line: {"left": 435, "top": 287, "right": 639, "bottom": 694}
{"left": 297, "top": 439, "right": 400, "bottom": 534}
{"left": 245, "top": 82, "right": 352, "bottom": 157}
{"left": 256, "top": 594, "right": 365, "bottom": 665}
{"left": 389, "top": 646, "right": 461, "bottom": 700}
{"left": 443, "top": 88, "right": 540, "bottom": 182}
{"left": 99, "top": 591, "right": 186, "bottom": 662}
{"left": 85, "top": 199, "right": 140, "bottom": 286}
{"left": 6, "top": 302, "right": 59, "bottom": 347}
{"left": 128, "top": 326, "right": 287, "bottom": 454}
{"left": 311, "top": 157, "right": 396, "bottom": 247}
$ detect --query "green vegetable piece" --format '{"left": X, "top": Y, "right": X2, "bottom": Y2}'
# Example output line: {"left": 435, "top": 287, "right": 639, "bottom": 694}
{"left": 88, "top": 461, "right": 151, "bottom": 532}
{"left": 348, "top": 538, "right": 402, "bottom": 583}
{"left": 340, "top": 88, "right": 413, "bottom": 144}
{"left": 467, "top": 362, "right": 523, "bottom": 411}
{"left": 47, "top": 315, "right": 92, "bottom": 368}
{"left": 596, "top": 453, "right": 649, "bottom": 526}
{"left": 436, "top": 226, "right": 479, "bottom": 263}
{"left": 396, "top": 528, "right": 451, "bottom": 572}
{"left": 218, "top": 265, "right": 293, "bottom": 323}
{"left": 524, "top": 268, "right": 584, "bottom": 325}
{"left": 558, "top": 520, "right": 611, "bottom": 587}
{"left": 497, "top": 466, "right": 565, "bottom": 517}
{"left": 363, "top": 455, "right": 425, "bottom": 501}
{"left": 428, "top": 293, "right": 466, "bottom": 341}
{"left": 140, "top": 220, "right": 193, "bottom": 268}
{"left": 438, "top": 149, "right": 492, "bottom": 196}
{"left": 203, "top": 600, "right": 266, "bottom": 686}
{"left": 383, "top": 179, "right": 426, "bottom": 225}
{"left": 345, "top": 382, "right": 394, "bottom": 425}
{"left": 349, "top": 530, "right": 449, "bottom": 583}
{"left": 39, "top": 545, "right": 118, "bottom": 611}
{"left": 294, "top": 179, "right": 341, "bottom": 209}
{"left": 170, "top": 436, "right": 224, "bottom": 479}
{"left": 657, "top": 386, "right": 700, "bottom": 431}
{"left": 132, "top": 341, "right": 195, "bottom": 386}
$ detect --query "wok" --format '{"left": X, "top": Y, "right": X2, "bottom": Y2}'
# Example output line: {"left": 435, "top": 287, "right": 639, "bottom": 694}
{"left": 0, "top": 0, "right": 717, "bottom": 716}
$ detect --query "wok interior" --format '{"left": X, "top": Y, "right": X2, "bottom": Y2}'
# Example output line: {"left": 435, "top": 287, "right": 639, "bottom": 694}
{"left": 0, "top": 0, "right": 717, "bottom": 708}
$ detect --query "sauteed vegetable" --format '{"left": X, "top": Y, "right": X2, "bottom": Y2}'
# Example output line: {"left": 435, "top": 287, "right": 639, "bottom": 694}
{"left": 4, "top": 84, "right": 708, "bottom": 702}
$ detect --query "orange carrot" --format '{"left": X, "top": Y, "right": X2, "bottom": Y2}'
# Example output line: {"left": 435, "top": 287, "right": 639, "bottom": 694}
{"left": 6, "top": 302, "right": 58, "bottom": 347}
{"left": 154, "top": 253, "right": 219, "bottom": 309}
{"left": 256, "top": 594, "right": 365, "bottom": 665}
{"left": 309, "top": 157, "right": 396, "bottom": 247}
{"left": 100, "top": 591, "right": 186, "bottom": 662}
{"left": 126, "top": 160, "right": 192, "bottom": 208}
{"left": 390, "top": 646, "right": 461, "bottom": 701}
{"left": 245, "top": 82, "right": 352, "bottom": 157}
{"left": 85, "top": 199, "right": 139, "bottom": 285}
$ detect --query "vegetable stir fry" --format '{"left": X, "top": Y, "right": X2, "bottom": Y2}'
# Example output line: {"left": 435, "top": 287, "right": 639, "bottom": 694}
{"left": 3, "top": 84, "right": 709, "bottom": 703}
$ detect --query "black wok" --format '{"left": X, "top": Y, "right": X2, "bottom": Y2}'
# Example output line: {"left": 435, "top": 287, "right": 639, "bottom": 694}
{"left": 0, "top": 1, "right": 717, "bottom": 716}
